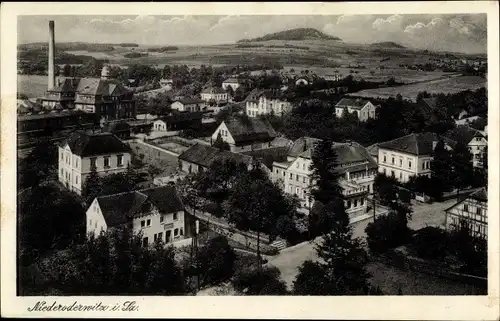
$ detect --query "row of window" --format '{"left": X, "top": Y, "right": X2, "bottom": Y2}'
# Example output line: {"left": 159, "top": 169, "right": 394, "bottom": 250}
{"left": 61, "top": 152, "right": 79, "bottom": 168}
{"left": 345, "top": 198, "right": 365, "bottom": 209}
{"left": 140, "top": 213, "right": 179, "bottom": 228}
{"left": 90, "top": 154, "right": 124, "bottom": 169}
{"left": 60, "top": 168, "right": 79, "bottom": 185}
{"left": 382, "top": 168, "right": 411, "bottom": 181}
{"left": 462, "top": 203, "right": 487, "bottom": 218}
{"left": 383, "top": 155, "right": 414, "bottom": 169}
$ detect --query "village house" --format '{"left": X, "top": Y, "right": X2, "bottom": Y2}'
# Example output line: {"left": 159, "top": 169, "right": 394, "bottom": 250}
{"left": 152, "top": 112, "right": 203, "bottom": 132}
{"left": 445, "top": 125, "right": 488, "bottom": 168}
{"left": 222, "top": 77, "right": 244, "bottom": 91}
{"left": 377, "top": 132, "right": 456, "bottom": 183}
{"left": 58, "top": 131, "right": 132, "bottom": 195}
{"left": 245, "top": 89, "right": 292, "bottom": 118}
{"left": 85, "top": 185, "right": 191, "bottom": 247}
{"left": 445, "top": 187, "right": 488, "bottom": 238}
{"left": 211, "top": 117, "right": 277, "bottom": 153}
{"left": 200, "top": 86, "right": 231, "bottom": 104}
{"left": 334, "top": 98, "right": 378, "bottom": 122}
{"left": 272, "top": 137, "right": 378, "bottom": 218}
{"left": 171, "top": 97, "right": 205, "bottom": 112}
{"left": 178, "top": 143, "right": 254, "bottom": 174}
{"left": 159, "top": 78, "right": 174, "bottom": 89}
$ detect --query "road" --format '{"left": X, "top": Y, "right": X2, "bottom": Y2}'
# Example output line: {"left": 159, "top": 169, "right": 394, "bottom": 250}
{"left": 266, "top": 198, "right": 458, "bottom": 289}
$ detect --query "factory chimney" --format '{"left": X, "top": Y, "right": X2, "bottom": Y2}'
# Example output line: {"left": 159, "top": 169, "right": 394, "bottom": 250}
{"left": 48, "top": 20, "right": 56, "bottom": 90}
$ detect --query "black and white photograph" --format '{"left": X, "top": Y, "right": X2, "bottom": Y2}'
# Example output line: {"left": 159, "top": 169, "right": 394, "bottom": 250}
{"left": 1, "top": 1, "right": 499, "bottom": 319}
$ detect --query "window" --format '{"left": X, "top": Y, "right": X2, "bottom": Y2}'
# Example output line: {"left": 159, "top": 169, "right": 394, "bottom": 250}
{"left": 282, "top": 171, "right": 285, "bottom": 177}
{"left": 296, "top": 187, "right": 300, "bottom": 195}
{"left": 166, "top": 230, "right": 171, "bottom": 242}
{"left": 104, "top": 156, "right": 110, "bottom": 168}
{"left": 154, "top": 234, "right": 158, "bottom": 242}
{"left": 146, "top": 219, "right": 151, "bottom": 226}
{"left": 399, "top": 172, "right": 402, "bottom": 179}
{"left": 392, "top": 157, "right": 395, "bottom": 165}
{"left": 90, "top": 157, "right": 97, "bottom": 169}
{"left": 347, "top": 200, "right": 351, "bottom": 208}
{"left": 289, "top": 173, "right": 293, "bottom": 179}
{"left": 476, "top": 207, "right": 481, "bottom": 215}
{"left": 302, "top": 163, "right": 305, "bottom": 170}
{"left": 408, "top": 161, "right": 412, "bottom": 169}
{"left": 383, "top": 155, "right": 387, "bottom": 163}
{"left": 296, "top": 174, "right": 299, "bottom": 181}
{"left": 173, "top": 212, "right": 178, "bottom": 220}
{"left": 391, "top": 170, "right": 395, "bottom": 177}
{"left": 303, "top": 176, "right": 306, "bottom": 183}
{"left": 142, "top": 237, "right": 148, "bottom": 247}
{"left": 400, "top": 159, "right": 402, "bottom": 166}
{"left": 158, "top": 232, "right": 163, "bottom": 241}
{"left": 464, "top": 204, "right": 469, "bottom": 212}
{"left": 174, "top": 228, "right": 179, "bottom": 236}
{"left": 383, "top": 168, "right": 386, "bottom": 175}
{"left": 117, "top": 155, "right": 123, "bottom": 167}
{"left": 160, "top": 215, "right": 164, "bottom": 223}
{"left": 141, "top": 220, "right": 145, "bottom": 228}
{"left": 89, "top": 219, "right": 92, "bottom": 226}
{"left": 76, "top": 175, "right": 79, "bottom": 185}
{"left": 354, "top": 200, "right": 358, "bottom": 207}
{"left": 360, "top": 198, "right": 364, "bottom": 205}
{"left": 60, "top": 153, "right": 64, "bottom": 160}
{"left": 180, "top": 228, "right": 184, "bottom": 236}
{"left": 296, "top": 163, "right": 299, "bottom": 168}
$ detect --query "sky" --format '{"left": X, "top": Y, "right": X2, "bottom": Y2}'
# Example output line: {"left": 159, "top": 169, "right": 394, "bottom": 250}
{"left": 18, "top": 14, "right": 487, "bottom": 54}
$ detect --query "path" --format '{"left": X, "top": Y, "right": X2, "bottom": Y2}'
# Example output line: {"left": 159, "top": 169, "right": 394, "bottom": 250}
{"left": 266, "top": 198, "right": 458, "bottom": 289}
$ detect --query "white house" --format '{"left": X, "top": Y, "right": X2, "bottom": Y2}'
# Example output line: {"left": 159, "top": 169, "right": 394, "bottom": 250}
{"left": 171, "top": 97, "right": 205, "bottom": 112}
{"left": 445, "top": 125, "right": 488, "bottom": 168}
{"left": 445, "top": 187, "right": 487, "bottom": 238}
{"left": 245, "top": 89, "right": 292, "bottom": 118}
{"left": 222, "top": 78, "right": 244, "bottom": 91}
{"left": 271, "top": 137, "right": 378, "bottom": 218}
{"left": 211, "top": 117, "right": 277, "bottom": 153}
{"left": 58, "top": 131, "right": 132, "bottom": 195}
{"left": 377, "top": 132, "right": 456, "bottom": 183}
{"left": 334, "top": 98, "right": 378, "bottom": 122}
{"left": 200, "top": 86, "right": 231, "bottom": 103}
{"left": 159, "top": 78, "right": 174, "bottom": 89}
{"left": 86, "top": 185, "right": 190, "bottom": 247}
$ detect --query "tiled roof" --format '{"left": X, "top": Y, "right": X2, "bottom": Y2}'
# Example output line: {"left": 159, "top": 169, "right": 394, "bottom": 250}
{"left": 223, "top": 117, "right": 277, "bottom": 145}
{"left": 96, "top": 185, "right": 184, "bottom": 228}
{"left": 378, "top": 132, "right": 456, "bottom": 156}
{"left": 288, "top": 137, "right": 322, "bottom": 158}
{"left": 335, "top": 98, "right": 371, "bottom": 110}
{"left": 174, "top": 97, "right": 205, "bottom": 105}
{"left": 366, "top": 143, "right": 379, "bottom": 157}
{"left": 178, "top": 143, "right": 252, "bottom": 168}
{"left": 223, "top": 77, "right": 244, "bottom": 84}
{"left": 245, "top": 89, "right": 287, "bottom": 102}
{"left": 75, "top": 78, "right": 130, "bottom": 97}
{"left": 61, "top": 131, "right": 131, "bottom": 157}
{"left": 445, "top": 125, "right": 484, "bottom": 145}
{"left": 201, "top": 87, "right": 227, "bottom": 95}
{"left": 242, "top": 146, "right": 290, "bottom": 169}
{"left": 470, "top": 187, "right": 487, "bottom": 202}
{"left": 48, "top": 78, "right": 80, "bottom": 93}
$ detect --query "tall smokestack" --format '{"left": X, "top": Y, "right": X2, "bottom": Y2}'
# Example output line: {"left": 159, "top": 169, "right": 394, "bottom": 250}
{"left": 48, "top": 20, "right": 55, "bottom": 90}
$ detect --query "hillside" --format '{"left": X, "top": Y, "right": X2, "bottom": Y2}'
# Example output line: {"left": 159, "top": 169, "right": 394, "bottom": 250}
{"left": 370, "top": 42, "right": 406, "bottom": 49}
{"left": 238, "top": 28, "right": 341, "bottom": 43}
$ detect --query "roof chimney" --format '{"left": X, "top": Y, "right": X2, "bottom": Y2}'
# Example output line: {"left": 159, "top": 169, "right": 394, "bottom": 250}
{"left": 48, "top": 21, "right": 56, "bottom": 90}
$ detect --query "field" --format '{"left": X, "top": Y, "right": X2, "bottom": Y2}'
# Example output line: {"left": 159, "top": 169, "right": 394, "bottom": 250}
{"left": 18, "top": 75, "right": 48, "bottom": 98}
{"left": 352, "top": 75, "right": 486, "bottom": 102}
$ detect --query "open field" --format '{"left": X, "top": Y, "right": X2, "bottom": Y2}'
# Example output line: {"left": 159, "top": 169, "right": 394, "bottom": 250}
{"left": 351, "top": 75, "right": 486, "bottom": 102}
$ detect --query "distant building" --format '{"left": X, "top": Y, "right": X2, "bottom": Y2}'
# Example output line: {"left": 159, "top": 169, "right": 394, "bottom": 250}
{"left": 222, "top": 78, "right": 244, "bottom": 91}
{"left": 245, "top": 89, "right": 292, "bottom": 118}
{"left": 211, "top": 117, "right": 277, "bottom": 152}
{"left": 152, "top": 112, "right": 203, "bottom": 132}
{"left": 17, "top": 109, "right": 96, "bottom": 134}
{"left": 445, "top": 187, "right": 487, "bottom": 238}
{"left": 178, "top": 143, "right": 253, "bottom": 174}
{"left": 41, "top": 66, "right": 136, "bottom": 121}
{"left": 271, "top": 137, "right": 377, "bottom": 217}
{"left": 445, "top": 126, "right": 488, "bottom": 168}
{"left": 58, "top": 131, "right": 132, "bottom": 194}
{"left": 377, "top": 132, "right": 456, "bottom": 183}
{"left": 159, "top": 78, "right": 174, "bottom": 89}
{"left": 334, "top": 98, "right": 378, "bottom": 122}
{"left": 200, "top": 86, "right": 231, "bottom": 103}
{"left": 455, "top": 116, "right": 482, "bottom": 126}
{"left": 86, "top": 185, "right": 190, "bottom": 247}
{"left": 171, "top": 97, "right": 205, "bottom": 112}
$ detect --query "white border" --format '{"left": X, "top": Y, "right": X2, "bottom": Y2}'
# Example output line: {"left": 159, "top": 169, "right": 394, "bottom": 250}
{"left": 1, "top": 2, "right": 499, "bottom": 319}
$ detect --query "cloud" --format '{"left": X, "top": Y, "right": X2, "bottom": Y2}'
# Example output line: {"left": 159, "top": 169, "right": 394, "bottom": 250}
{"left": 18, "top": 14, "right": 487, "bottom": 53}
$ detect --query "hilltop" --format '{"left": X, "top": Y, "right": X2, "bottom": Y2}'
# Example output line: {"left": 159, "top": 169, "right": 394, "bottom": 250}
{"left": 237, "top": 28, "right": 341, "bottom": 43}
{"left": 370, "top": 41, "right": 407, "bottom": 49}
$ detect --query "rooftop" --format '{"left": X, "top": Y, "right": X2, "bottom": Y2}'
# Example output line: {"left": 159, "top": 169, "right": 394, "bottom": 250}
{"left": 60, "top": 131, "right": 131, "bottom": 157}
{"left": 335, "top": 98, "right": 372, "bottom": 110}
{"left": 222, "top": 117, "right": 277, "bottom": 145}
{"left": 178, "top": 143, "right": 253, "bottom": 168}
{"left": 378, "top": 132, "right": 457, "bottom": 156}
{"left": 445, "top": 125, "right": 485, "bottom": 145}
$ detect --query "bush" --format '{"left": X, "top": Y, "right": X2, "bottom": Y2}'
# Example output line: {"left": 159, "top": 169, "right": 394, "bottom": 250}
{"left": 409, "top": 227, "right": 449, "bottom": 260}
{"left": 365, "top": 212, "right": 411, "bottom": 254}
{"left": 232, "top": 266, "right": 288, "bottom": 295}
{"left": 197, "top": 236, "right": 236, "bottom": 287}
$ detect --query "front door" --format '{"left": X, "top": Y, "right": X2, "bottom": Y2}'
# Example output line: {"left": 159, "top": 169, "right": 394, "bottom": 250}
{"left": 166, "top": 230, "right": 172, "bottom": 243}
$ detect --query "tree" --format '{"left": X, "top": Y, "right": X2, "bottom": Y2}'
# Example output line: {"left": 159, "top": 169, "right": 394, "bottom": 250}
{"left": 232, "top": 266, "right": 288, "bottom": 295}
{"left": 31, "top": 229, "right": 187, "bottom": 295}
{"left": 451, "top": 141, "right": 474, "bottom": 199}
{"left": 18, "top": 138, "right": 58, "bottom": 189}
{"left": 293, "top": 260, "right": 330, "bottom": 295}
{"left": 365, "top": 211, "right": 411, "bottom": 254}
{"left": 430, "top": 140, "right": 454, "bottom": 197}
{"left": 196, "top": 236, "right": 236, "bottom": 287}
{"left": 212, "top": 132, "right": 230, "bottom": 151}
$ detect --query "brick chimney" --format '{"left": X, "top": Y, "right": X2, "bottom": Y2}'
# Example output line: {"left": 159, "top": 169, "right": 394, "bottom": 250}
{"left": 48, "top": 20, "right": 56, "bottom": 90}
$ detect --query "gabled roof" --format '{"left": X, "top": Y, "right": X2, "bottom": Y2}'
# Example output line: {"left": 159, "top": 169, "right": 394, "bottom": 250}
{"left": 366, "top": 143, "right": 379, "bottom": 158}
{"left": 61, "top": 131, "right": 131, "bottom": 157}
{"left": 201, "top": 87, "right": 227, "bottom": 95}
{"left": 242, "top": 146, "right": 290, "bottom": 169}
{"left": 48, "top": 77, "right": 80, "bottom": 93}
{"left": 246, "top": 89, "right": 288, "bottom": 103}
{"left": 75, "top": 77, "right": 130, "bottom": 97}
{"left": 178, "top": 143, "right": 252, "bottom": 168}
{"left": 223, "top": 77, "right": 244, "bottom": 84}
{"left": 445, "top": 187, "right": 487, "bottom": 212}
{"left": 96, "top": 185, "right": 184, "bottom": 228}
{"left": 378, "top": 132, "right": 456, "bottom": 156}
{"left": 222, "top": 117, "right": 277, "bottom": 145}
{"left": 421, "top": 97, "right": 438, "bottom": 109}
{"left": 174, "top": 97, "right": 205, "bottom": 105}
{"left": 288, "top": 137, "right": 322, "bottom": 158}
{"left": 335, "top": 98, "right": 371, "bottom": 110}
{"left": 445, "top": 125, "right": 485, "bottom": 145}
